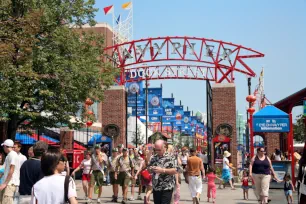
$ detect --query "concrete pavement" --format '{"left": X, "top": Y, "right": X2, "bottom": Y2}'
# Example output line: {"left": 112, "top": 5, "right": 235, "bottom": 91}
{"left": 74, "top": 179, "right": 298, "bottom": 204}
{"left": 75, "top": 180, "right": 260, "bottom": 204}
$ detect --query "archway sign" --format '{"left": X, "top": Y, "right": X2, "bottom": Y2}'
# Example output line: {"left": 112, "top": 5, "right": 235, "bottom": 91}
{"left": 104, "top": 36, "right": 264, "bottom": 85}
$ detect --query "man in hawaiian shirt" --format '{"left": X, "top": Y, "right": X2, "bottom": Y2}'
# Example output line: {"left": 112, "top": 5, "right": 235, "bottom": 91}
{"left": 149, "top": 140, "right": 178, "bottom": 204}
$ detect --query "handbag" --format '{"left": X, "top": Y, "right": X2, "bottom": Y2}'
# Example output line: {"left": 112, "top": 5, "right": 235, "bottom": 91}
{"left": 299, "top": 166, "right": 306, "bottom": 201}
{"left": 141, "top": 169, "right": 152, "bottom": 181}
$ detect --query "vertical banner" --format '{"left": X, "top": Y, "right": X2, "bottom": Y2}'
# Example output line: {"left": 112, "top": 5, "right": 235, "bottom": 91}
{"left": 148, "top": 88, "right": 163, "bottom": 116}
{"left": 190, "top": 116, "right": 198, "bottom": 133}
{"left": 183, "top": 111, "right": 191, "bottom": 134}
{"left": 125, "top": 72, "right": 144, "bottom": 107}
{"left": 162, "top": 98, "right": 175, "bottom": 122}
{"left": 174, "top": 106, "right": 184, "bottom": 127}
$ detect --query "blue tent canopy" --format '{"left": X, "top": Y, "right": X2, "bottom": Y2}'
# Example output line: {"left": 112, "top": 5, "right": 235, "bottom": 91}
{"left": 16, "top": 133, "right": 37, "bottom": 145}
{"left": 253, "top": 105, "right": 289, "bottom": 118}
{"left": 253, "top": 105, "right": 290, "bottom": 132}
{"left": 88, "top": 133, "right": 112, "bottom": 145}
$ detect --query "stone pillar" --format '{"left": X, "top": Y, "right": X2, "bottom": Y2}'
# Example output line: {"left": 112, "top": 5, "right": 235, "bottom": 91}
{"left": 212, "top": 83, "right": 237, "bottom": 172}
{"left": 60, "top": 129, "right": 74, "bottom": 150}
{"left": 101, "top": 86, "right": 127, "bottom": 148}
{"left": 265, "top": 132, "right": 280, "bottom": 157}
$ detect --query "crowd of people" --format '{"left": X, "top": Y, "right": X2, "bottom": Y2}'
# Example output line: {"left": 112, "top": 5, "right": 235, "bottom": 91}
{"left": 0, "top": 138, "right": 306, "bottom": 204}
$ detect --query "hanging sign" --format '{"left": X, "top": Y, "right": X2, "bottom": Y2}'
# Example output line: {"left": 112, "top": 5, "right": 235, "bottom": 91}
{"left": 126, "top": 73, "right": 144, "bottom": 107}
{"left": 253, "top": 118, "right": 289, "bottom": 132}
{"left": 131, "top": 107, "right": 145, "bottom": 116}
{"left": 174, "top": 106, "right": 184, "bottom": 126}
{"left": 149, "top": 116, "right": 160, "bottom": 122}
{"left": 148, "top": 88, "right": 163, "bottom": 116}
{"left": 162, "top": 98, "right": 175, "bottom": 122}
{"left": 304, "top": 99, "right": 306, "bottom": 116}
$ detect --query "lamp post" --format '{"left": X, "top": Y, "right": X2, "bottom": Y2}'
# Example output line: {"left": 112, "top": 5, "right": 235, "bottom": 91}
{"left": 86, "top": 121, "right": 93, "bottom": 146}
{"left": 246, "top": 92, "right": 256, "bottom": 157}
{"left": 135, "top": 91, "right": 138, "bottom": 147}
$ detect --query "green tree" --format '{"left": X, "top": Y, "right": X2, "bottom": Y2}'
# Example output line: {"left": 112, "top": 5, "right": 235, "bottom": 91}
{"left": 0, "top": 0, "right": 118, "bottom": 139}
{"left": 294, "top": 114, "right": 306, "bottom": 142}
{"left": 131, "top": 125, "right": 144, "bottom": 146}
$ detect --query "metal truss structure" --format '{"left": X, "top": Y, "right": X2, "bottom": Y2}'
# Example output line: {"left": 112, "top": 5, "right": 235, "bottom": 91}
{"left": 104, "top": 36, "right": 264, "bottom": 85}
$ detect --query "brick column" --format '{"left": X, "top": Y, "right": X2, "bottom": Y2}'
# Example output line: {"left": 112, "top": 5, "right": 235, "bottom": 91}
{"left": 60, "top": 129, "right": 74, "bottom": 150}
{"left": 212, "top": 83, "right": 237, "bottom": 171}
{"left": 101, "top": 86, "right": 127, "bottom": 148}
{"left": 265, "top": 132, "right": 280, "bottom": 157}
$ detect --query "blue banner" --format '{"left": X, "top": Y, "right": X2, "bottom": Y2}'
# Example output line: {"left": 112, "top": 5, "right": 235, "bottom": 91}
{"left": 132, "top": 107, "right": 145, "bottom": 116}
{"left": 183, "top": 111, "right": 191, "bottom": 124}
{"left": 174, "top": 106, "right": 184, "bottom": 126}
{"left": 126, "top": 73, "right": 144, "bottom": 107}
{"left": 304, "top": 100, "right": 306, "bottom": 116}
{"left": 148, "top": 88, "right": 163, "bottom": 116}
{"left": 162, "top": 98, "right": 175, "bottom": 122}
{"left": 162, "top": 121, "right": 173, "bottom": 127}
{"left": 149, "top": 116, "right": 160, "bottom": 122}
{"left": 253, "top": 118, "right": 289, "bottom": 132}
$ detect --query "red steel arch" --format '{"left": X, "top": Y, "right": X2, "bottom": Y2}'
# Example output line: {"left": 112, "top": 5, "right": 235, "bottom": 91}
{"left": 104, "top": 36, "right": 264, "bottom": 85}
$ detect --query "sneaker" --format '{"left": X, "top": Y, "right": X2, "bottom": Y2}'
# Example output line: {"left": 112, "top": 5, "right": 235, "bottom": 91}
{"left": 137, "top": 195, "right": 142, "bottom": 200}
{"left": 97, "top": 198, "right": 102, "bottom": 203}
{"left": 86, "top": 198, "right": 92, "bottom": 203}
{"left": 128, "top": 197, "right": 135, "bottom": 201}
{"left": 107, "top": 183, "right": 111, "bottom": 186}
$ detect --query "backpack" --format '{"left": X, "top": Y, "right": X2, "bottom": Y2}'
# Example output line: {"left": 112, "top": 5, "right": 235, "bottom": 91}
{"left": 64, "top": 176, "right": 70, "bottom": 203}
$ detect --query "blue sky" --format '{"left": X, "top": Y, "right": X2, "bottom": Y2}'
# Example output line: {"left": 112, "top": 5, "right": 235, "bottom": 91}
{"left": 94, "top": 0, "right": 306, "bottom": 120}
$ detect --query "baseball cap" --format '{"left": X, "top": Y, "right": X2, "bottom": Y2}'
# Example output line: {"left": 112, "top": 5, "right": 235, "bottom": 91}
{"left": 1, "top": 139, "right": 14, "bottom": 147}
{"left": 112, "top": 148, "right": 118, "bottom": 152}
{"left": 117, "top": 144, "right": 124, "bottom": 148}
{"left": 122, "top": 148, "right": 128, "bottom": 152}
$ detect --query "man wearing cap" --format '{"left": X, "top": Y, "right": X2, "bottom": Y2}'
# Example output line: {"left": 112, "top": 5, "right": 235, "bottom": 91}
{"left": 117, "top": 144, "right": 124, "bottom": 156}
{"left": 88, "top": 145, "right": 107, "bottom": 203}
{"left": 130, "top": 148, "right": 144, "bottom": 201}
{"left": 108, "top": 148, "right": 120, "bottom": 202}
{"left": 115, "top": 148, "right": 134, "bottom": 204}
{"left": 0, "top": 139, "right": 20, "bottom": 204}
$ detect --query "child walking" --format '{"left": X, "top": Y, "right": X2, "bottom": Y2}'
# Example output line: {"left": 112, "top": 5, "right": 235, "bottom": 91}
{"left": 206, "top": 166, "right": 223, "bottom": 203}
{"left": 281, "top": 173, "right": 295, "bottom": 204}
{"left": 241, "top": 170, "right": 249, "bottom": 200}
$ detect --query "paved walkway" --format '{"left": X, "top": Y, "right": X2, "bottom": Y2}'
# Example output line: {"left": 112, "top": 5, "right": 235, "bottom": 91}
{"left": 75, "top": 180, "right": 260, "bottom": 204}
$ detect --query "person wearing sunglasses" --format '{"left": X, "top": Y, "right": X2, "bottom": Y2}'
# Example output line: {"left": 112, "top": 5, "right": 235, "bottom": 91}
{"left": 31, "top": 149, "right": 78, "bottom": 204}
{"left": 249, "top": 147, "right": 280, "bottom": 204}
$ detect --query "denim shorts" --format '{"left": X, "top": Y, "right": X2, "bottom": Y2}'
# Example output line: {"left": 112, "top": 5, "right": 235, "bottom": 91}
{"left": 284, "top": 190, "right": 292, "bottom": 196}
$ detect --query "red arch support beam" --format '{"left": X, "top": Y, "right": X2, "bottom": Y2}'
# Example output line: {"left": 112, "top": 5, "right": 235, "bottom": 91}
{"left": 104, "top": 36, "right": 264, "bottom": 85}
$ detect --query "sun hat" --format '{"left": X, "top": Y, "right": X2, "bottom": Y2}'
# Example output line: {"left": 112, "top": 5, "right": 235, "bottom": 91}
{"left": 112, "top": 148, "right": 118, "bottom": 152}
{"left": 94, "top": 144, "right": 100, "bottom": 149}
{"left": 223, "top": 151, "right": 231, "bottom": 158}
{"left": 122, "top": 148, "right": 128, "bottom": 152}
{"left": 1, "top": 139, "right": 14, "bottom": 147}
{"left": 117, "top": 144, "right": 124, "bottom": 148}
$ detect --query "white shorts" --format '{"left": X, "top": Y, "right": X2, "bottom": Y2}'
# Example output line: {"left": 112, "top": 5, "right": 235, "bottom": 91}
{"left": 188, "top": 176, "right": 202, "bottom": 198}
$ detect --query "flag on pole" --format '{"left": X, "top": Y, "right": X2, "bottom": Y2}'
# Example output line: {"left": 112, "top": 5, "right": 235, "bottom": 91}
{"left": 103, "top": 5, "right": 114, "bottom": 15}
{"left": 116, "top": 15, "right": 121, "bottom": 24}
{"left": 122, "top": 2, "right": 132, "bottom": 10}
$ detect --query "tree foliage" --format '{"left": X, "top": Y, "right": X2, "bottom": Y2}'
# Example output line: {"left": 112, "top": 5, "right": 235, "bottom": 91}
{"left": 294, "top": 114, "right": 305, "bottom": 142}
{"left": 0, "top": 0, "right": 118, "bottom": 139}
